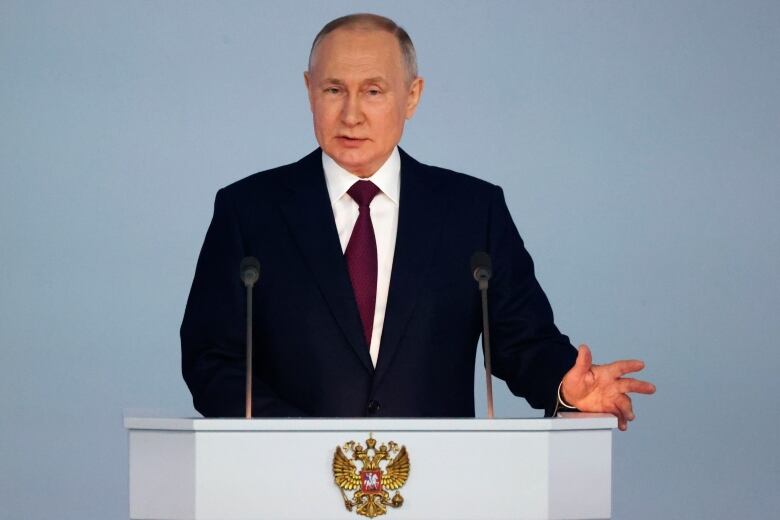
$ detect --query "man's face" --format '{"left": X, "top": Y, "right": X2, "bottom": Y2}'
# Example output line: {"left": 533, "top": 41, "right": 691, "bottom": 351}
{"left": 305, "top": 28, "right": 424, "bottom": 177}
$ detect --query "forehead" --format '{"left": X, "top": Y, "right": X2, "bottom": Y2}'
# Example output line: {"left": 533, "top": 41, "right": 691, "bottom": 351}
{"left": 310, "top": 28, "right": 404, "bottom": 80}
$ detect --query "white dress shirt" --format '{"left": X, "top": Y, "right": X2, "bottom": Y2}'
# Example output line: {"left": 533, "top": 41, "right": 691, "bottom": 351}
{"left": 322, "top": 147, "right": 400, "bottom": 367}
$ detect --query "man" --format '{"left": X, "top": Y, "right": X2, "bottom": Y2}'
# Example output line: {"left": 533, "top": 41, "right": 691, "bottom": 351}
{"left": 181, "top": 14, "right": 655, "bottom": 430}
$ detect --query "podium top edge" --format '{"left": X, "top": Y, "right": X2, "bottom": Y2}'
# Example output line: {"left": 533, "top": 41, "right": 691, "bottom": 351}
{"left": 124, "top": 413, "right": 617, "bottom": 432}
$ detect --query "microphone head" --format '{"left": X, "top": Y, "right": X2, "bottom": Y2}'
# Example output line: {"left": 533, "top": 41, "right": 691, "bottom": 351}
{"left": 240, "top": 256, "right": 261, "bottom": 287}
{"left": 470, "top": 251, "right": 492, "bottom": 282}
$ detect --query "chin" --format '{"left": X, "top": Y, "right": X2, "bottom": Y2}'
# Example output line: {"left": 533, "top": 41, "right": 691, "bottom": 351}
{"left": 331, "top": 149, "right": 374, "bottom": 174}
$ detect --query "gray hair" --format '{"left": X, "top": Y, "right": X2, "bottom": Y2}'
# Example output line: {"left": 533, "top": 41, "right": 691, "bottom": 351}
{"left": 308, "top": 13, "right": 418, "bottom": 82}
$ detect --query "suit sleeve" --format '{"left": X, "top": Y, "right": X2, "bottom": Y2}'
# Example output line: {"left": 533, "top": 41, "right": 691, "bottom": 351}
{"left": 180, "top": 188, "right": 305, "bottom": 417}
{"left": 486, "top": 186, "right": 578, "bottom": 416}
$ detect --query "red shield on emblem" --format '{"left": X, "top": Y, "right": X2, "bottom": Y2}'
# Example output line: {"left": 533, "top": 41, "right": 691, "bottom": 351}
{"left": 360, "top": 469, "right": 382, "bottom": 494}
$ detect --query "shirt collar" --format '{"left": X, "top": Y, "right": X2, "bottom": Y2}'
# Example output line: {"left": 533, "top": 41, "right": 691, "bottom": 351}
{"left": 322, "top": 147, "right": 401, "bottom": 206}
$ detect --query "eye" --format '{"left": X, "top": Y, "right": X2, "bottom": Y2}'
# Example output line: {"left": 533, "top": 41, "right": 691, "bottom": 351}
{"left": 367, "top": 88, "right": 381, "bottom": 96}
{"left": 324, "top": 87, "right": 341, "bottom": 94}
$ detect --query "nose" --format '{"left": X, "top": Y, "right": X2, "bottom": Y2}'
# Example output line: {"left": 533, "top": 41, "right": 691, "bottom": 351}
{"left": 340, "top": 92, "right": 364, "bottom": 127}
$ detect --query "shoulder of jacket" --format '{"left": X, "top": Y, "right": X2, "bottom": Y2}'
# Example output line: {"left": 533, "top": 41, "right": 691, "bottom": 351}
{"left": 410, "top": 156, "right": 501, "bottom": 200}
{"left": 219, "top": 163, "right": 290, "bottom": 196}
{"left": 216, "top": 150, "right": 319, "bottom": 204}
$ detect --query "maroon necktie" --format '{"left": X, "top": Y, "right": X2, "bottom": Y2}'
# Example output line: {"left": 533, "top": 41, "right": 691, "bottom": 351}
{"left": 345, "top": 180, "right": 381, "bottom": 347}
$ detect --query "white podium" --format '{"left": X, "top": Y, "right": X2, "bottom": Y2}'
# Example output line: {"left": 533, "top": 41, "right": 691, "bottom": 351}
{"left": 125, "top": 413, "right": 615, "bottom": 520}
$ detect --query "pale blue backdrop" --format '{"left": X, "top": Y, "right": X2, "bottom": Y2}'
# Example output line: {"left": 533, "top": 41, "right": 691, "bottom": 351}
{"left": 1, "top": 1, "right": 778, "bottom": 518}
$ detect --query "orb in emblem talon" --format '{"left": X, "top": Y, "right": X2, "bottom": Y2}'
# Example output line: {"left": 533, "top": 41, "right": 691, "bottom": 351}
{"left": 332, "top": 434, "right": 410, "bottom": 518}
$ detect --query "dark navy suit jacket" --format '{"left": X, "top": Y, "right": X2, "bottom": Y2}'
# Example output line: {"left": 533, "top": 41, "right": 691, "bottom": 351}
{"left": 181, "top": 148, "right": 577, "bottom": 418}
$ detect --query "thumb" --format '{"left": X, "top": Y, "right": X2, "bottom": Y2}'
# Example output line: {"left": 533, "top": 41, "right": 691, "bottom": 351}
{"left": 572, "top": 344, "right": 592, "bottom": 375}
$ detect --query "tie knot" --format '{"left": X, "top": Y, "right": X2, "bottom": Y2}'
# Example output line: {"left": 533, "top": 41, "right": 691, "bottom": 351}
{"left": 347, "top": 180, "right": 381, "bottom": 208}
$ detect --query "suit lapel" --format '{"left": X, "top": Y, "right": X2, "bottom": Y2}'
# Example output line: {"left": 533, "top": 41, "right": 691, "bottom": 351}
{"left": 278, "top": 150, "right": 374, "bottom": 373}
{"left": 373, "top": 148, "right": 446, "bottom": 388}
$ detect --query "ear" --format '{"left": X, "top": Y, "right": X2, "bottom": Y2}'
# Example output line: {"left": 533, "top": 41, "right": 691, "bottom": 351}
{"left": 304, "top": 71, "right": 315, "bottom": 112}
{"left": 404, "top": 77, "right": 425, "bottom": 120}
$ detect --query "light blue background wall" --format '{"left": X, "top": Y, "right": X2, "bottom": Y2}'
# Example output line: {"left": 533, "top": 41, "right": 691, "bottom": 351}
{"left": 1, "top": 1, "right": 778, "bottom": 518}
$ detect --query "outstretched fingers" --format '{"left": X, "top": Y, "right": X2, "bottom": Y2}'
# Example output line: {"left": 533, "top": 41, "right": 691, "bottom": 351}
{"left": 606, "top": 359, "right": 646, "bottom": 378}
{"left": 616, "top": 377, "right": 657, "bottom": 395}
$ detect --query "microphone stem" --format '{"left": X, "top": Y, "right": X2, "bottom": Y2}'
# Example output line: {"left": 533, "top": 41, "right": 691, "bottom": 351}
{"left": 245, "top": 284, "right": 253, "bottom": 419}
{"left": 480, "top": 281, "right": 494, "bottom": 419}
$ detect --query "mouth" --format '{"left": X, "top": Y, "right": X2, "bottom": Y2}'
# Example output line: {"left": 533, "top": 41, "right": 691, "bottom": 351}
{"left": 336, "top": 136, "right": 369, "bottom": 147}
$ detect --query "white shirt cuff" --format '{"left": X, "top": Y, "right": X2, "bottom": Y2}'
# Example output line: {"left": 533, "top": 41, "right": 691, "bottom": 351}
{"left": 557, "top": 381, "right": 577, "bottom": 410}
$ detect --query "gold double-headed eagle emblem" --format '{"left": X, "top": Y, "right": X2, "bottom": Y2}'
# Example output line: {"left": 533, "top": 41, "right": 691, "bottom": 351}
{"left": 332, "top": 434, "right": 410, "bottom": 518}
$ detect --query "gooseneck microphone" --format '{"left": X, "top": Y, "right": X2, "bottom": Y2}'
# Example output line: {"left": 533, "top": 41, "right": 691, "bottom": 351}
{"left": 240, "top": 256, "right": 261, "bottom": 418}
{"left": 240, "top": 256, "right": 260, "bottom": 287}
{"left": 470, "top": 251, "right": 494, "bottom": 419}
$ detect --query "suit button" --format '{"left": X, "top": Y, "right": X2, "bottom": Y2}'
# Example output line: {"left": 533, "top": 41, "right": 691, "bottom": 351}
{"left": 367, "top": 400, "right": 381, "bottom": 415}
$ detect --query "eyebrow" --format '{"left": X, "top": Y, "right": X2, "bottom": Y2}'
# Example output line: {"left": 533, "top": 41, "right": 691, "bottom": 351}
{"left": 320, "top": 77, "right": 388, "bottom": 86}
{"left": 362, "top": 77, "right": 388, "bottom": 85}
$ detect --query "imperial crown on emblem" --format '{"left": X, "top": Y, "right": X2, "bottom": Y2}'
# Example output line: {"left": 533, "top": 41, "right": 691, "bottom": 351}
{"left": 332, "top": 434, "right": 410, "bottom": 518}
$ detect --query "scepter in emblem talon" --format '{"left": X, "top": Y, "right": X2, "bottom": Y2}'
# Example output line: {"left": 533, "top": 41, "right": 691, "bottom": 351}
{"left": 339, "top": 488, "right": 355, "bottom": 511}
{"left": 471, "top": 251, "right": 495, "bottom": 418}
{"left": 240, "top": 257, "right": 261, "bottom": 419}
